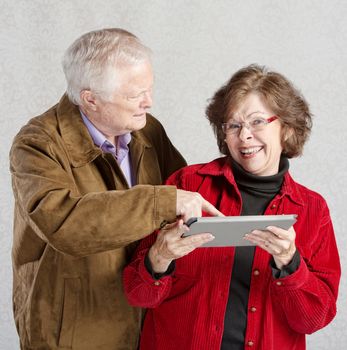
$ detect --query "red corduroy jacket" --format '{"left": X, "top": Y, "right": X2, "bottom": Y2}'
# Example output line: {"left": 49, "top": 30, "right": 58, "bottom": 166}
{"left": 123, "top": 157, "right": 341, "bottom": 350}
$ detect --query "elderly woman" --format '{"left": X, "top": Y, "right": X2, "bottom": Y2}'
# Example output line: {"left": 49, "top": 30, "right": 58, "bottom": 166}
{"left": 123, "top": 64, "right": 341, "bottom": 350}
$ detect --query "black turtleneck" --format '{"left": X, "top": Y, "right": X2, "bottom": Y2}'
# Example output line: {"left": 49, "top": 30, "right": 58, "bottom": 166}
{"left": 221, "top": 157, "right": 289, "bottom": 350}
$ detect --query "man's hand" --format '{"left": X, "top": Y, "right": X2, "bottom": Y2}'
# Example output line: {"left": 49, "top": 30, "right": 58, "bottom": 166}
{"left": 176, "top": 189, "right": 224, "bottom": 222}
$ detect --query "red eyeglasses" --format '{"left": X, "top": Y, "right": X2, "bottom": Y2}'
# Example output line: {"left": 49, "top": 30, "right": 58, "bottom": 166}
{"left": 222, "top": 116, "right": 278, "bottom": 135}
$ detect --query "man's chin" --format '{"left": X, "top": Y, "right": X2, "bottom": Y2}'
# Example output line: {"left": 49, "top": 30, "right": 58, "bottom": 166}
{"left": 132, "top": 116, "right": 147, "bottom": 130}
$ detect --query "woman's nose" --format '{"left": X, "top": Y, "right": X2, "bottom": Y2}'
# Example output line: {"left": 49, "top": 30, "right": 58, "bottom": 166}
{"left": 238, "top": 124, "right": 253, "bottom": 141}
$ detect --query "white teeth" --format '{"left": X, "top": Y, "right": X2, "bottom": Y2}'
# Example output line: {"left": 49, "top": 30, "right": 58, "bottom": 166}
{"left": 240, "top": 147, "right": 262, "bottom": 155}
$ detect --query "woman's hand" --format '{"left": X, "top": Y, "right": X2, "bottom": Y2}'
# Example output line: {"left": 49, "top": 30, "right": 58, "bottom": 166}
{"left": 148, "top": 219, "right": 215, "bottom": 273}
{"left": 244, "top": 226, "right": 297, "bottom": 269}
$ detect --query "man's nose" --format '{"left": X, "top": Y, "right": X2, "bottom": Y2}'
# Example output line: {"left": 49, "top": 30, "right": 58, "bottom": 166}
{"left": 140, "top": 91, "right": 153, "bottom": 108}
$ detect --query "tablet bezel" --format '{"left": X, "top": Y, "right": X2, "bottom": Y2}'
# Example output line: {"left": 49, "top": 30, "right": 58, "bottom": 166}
{"left": 184, "top": 214, "right": 297, "bottom": 247}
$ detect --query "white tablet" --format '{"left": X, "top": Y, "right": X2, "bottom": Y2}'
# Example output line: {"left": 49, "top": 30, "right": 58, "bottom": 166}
{"left": 184, "top": 215, "right": 297, "bottom": 247}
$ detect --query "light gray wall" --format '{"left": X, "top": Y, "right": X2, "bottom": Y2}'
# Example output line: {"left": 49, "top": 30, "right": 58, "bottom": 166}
{"left": 1, "top": 1, "right": 346, "bottom": 348}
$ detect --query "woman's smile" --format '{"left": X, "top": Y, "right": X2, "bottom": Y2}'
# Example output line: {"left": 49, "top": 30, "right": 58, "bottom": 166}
{"left": 239, "top": 146, "right": 263, "bottom": 157}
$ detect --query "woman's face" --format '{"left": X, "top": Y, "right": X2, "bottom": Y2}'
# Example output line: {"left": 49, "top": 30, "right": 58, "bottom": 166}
{"left": 225, "top": 93, "right": 285, "bottom": 176}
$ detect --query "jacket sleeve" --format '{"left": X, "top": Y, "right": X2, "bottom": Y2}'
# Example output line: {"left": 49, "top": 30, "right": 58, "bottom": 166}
{"left": 10, "top": 130, "right": 179, "bottom": 258}
{"left": 270, "top": 200, "right": 341, "bottom": 334}
{"left": 123, "top": 168, "right": 188, "bottom": 307}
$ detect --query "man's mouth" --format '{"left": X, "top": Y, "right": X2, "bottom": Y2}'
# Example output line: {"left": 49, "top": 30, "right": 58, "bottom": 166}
{"left": 134, "top": 112, "right": 146, "bottom": 117}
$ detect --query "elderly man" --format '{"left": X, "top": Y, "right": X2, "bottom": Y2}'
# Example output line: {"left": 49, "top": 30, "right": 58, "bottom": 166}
{"left": 10, "top": 28, "right": 220, "bottom": 350}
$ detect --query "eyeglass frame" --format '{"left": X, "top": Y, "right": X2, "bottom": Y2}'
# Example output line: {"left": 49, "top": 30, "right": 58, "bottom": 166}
{"left": 221, "top": 115, "right": 278, "bottom": 135}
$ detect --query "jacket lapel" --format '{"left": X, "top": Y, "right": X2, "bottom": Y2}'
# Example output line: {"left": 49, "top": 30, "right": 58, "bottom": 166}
{"left": 130, "top": 129, "right": 162, "bottom": 185}
{"left": 56, "top": 94, "right": 101, "bottom": 168}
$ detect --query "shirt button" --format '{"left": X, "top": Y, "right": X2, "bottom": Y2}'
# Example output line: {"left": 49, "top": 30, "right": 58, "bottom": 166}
{"left": 154, "top": 281, "right": 161, "bottom": 286}
{"left": 247, "top": 340, "right": 254, "bottom": 346}
{"left": 253, "top": 269, "right": 260, "bottom": 276}
{"left": 276, "top": 281, "right": 283, "bottom": 286}
{"left": 250, "top": 306, "right": 257, "bottom": 312}
{"left": 271, "top": 204, "right": 277, "bottom": 209}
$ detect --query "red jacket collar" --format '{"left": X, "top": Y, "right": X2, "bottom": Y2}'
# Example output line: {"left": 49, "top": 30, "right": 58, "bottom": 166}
{"left": 197, "top": 157, "right": 304, "bottom": 207}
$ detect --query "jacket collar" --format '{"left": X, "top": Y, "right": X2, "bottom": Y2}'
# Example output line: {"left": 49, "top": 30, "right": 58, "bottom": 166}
{"left": 197, "top": 156, "right": 304, "bottom": 206}
{"left": 56, "top": 94, "right": 151, "bottom": 168}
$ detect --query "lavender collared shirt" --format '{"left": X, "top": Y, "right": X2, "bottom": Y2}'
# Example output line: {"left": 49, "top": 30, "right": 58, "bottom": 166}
{"left": 80, "top": 111, "right": 135, "bottom": 187}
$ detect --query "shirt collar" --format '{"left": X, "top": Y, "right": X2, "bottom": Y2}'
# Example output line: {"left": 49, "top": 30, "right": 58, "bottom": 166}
{"left": 231, "top": 156, "right": 289, "bottom": 192}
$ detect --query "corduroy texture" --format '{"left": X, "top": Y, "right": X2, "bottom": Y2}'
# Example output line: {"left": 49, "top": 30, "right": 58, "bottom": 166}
{"left": 123, "top": 157, "right": 341, "bottom": 350}
{"left": 10, "top": 94, "right": 186, "bottom": 350}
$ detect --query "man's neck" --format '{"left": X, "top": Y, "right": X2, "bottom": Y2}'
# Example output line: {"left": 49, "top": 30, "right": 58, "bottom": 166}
{"left": 79, "top": 107, "right": 118, "bottom": 146}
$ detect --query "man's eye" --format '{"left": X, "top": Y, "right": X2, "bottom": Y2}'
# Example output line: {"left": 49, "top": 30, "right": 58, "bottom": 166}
{"left": 128, "top": 93, "right": 141, "bottom": 100}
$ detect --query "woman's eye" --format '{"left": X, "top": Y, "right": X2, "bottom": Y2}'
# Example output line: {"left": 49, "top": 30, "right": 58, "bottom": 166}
{"left": 229, "top": 123, "right": 241, "bottom": 129}
{"left": 251, "top": 118, "right": 265, "bottom": 126}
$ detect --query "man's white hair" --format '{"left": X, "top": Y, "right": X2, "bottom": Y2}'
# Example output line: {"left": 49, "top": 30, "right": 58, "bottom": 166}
{"left": 62, "top": 28, "right": 152, "bottom": 105}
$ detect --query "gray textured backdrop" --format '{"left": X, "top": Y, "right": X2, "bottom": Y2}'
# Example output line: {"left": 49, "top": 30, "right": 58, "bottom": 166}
{"left": 1, "top": 1, "right": 346, "bottom": 348}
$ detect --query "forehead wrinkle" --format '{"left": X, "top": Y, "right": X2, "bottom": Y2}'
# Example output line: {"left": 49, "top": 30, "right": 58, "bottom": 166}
{"left": 230, "top": 110, "right": 267, "bottom": 121}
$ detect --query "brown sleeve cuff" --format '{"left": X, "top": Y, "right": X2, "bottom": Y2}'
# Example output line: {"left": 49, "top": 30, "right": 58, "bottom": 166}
{"left": 153, "top": 185, "right": 177, "bottom": 227}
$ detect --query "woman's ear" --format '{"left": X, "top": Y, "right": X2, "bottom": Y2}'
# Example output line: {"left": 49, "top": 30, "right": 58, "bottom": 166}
{"left": 283, "top": 126, "right": 294, "bottom": 142}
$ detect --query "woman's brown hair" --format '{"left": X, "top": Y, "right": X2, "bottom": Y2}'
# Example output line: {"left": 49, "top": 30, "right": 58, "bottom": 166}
{"left": 206, "top": 64, "right": 312, "bottom": 158}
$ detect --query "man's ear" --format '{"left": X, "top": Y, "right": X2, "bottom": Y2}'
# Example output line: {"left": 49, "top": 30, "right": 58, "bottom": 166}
{"left": 80, "top": 90, "right": 98, "bottom": 111}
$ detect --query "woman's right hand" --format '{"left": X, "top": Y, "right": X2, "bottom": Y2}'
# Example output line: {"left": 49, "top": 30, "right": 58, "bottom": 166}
{"left": 148, "top": 219, "right": 214, "bottom": 273}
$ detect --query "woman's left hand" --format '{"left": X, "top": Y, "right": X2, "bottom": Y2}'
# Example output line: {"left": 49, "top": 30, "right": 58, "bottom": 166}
{"left": 244, "top": 226, "right": 296, "bottom": 269}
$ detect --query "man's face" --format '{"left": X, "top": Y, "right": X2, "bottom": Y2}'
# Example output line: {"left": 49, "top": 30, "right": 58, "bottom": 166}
{"left": 87, "top": 60, "right": 154, "bottom": 143}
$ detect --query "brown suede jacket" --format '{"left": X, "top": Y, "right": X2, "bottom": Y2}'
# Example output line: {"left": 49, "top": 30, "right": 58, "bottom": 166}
{"left": 10, "top": 94, "right": 186, "bottom": 350}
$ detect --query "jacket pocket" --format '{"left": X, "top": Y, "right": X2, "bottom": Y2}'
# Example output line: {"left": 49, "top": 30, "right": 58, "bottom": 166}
{"left": 58, "top": 278, "right": 81, "bottom": 348}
